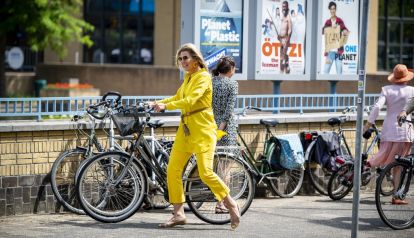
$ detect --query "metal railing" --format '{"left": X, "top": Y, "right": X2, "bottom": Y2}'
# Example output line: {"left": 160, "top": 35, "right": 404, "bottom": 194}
{"left": 0, "top": 94, "right": 381, "bottom": 121}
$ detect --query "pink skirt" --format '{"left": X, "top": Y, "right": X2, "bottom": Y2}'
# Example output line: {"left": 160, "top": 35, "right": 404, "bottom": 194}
{"left": 368, "top": 141, "right": 412, "bottom": 167}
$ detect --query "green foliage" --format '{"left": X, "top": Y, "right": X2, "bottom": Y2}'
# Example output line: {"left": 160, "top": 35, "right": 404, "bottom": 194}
{"left": 0, "top": 0, "right": 94, "bottom": 59}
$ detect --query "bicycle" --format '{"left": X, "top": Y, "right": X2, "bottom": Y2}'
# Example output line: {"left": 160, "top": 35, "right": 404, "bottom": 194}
{"left": 50, "top": 92, "right": 126, "bottom": 215}
{"left": 235, "top": 106, "right": 304, "bottom": 198}
{"left": 302, "top": 106, "right": 357, "bottom": 196}
{"left": 51, "top": 92, "right": 172, "bottom": 214}
{"left": 375, "top": 117, "right": 414, "bottom": 230}
{"left": 75, "top": 103, "right": 255, "bottom": 224}
{"left": 327, "top": 107, "right": 394, "bottom": 200}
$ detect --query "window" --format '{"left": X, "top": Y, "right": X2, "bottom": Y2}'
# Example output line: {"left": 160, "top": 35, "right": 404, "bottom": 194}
{"left": 377, "top": 0, "right": 414, "bottom": 71}
{"left": 83, "top": 0, "right": 154, "bottom": 64}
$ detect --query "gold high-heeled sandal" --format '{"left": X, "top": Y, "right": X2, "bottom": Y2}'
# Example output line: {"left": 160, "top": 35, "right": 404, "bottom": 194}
{"left": 158, "top": 217, "right": 187, "bottom": 228}
{"left": 230, "top": 204, "right": 240, "bottom": 230}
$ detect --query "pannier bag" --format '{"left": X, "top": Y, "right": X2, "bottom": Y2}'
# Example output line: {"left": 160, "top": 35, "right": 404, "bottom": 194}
{"left": 313, "top": 131, "right": 341, "bottom": 171}
{"left": 277, "top": 134, "right": 305, "bottom": 170}
{"left": 111, "top": 107, "right": 143, "bottom": 136}
{"left": 267, "top": 134, "right": 305, "bottom": 170}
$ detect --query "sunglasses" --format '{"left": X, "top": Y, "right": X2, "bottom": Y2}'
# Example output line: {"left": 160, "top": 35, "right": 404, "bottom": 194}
{"left": 178, "top": 56, "right": 191, "bottom": 62}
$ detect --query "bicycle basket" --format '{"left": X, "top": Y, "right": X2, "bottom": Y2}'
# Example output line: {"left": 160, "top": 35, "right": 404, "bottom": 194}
{"left": 111, "top": 107, "right": 143, "bottom": 136}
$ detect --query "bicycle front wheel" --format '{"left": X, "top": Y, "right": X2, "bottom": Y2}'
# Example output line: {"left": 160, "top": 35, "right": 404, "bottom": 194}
{"left": 185, "top": 153, "right": 255, "bottom": 224}
{"left": 375, "top": 161, "right": 414, "bottom": 230}
{"left": 268, "top": 167, "right": 304, "bottom": 198}
{"left": 77, "top": 151, "right": 146, "bottom": 223}
{"left": 327, "top": 164, "right": 353, "bottom": 200}
{"left": 51, "top": 148, "right": 87, "bottom": 215}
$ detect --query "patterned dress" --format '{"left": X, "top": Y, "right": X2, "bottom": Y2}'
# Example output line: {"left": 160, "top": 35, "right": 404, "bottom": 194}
{"left": 212, "top": 75, "right": 238, "bottom": 147}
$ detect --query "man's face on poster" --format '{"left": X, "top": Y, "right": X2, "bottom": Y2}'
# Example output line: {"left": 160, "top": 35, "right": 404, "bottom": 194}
{"left": 282, "top": 2, "right": 289, "bottom": 17}
{"left": 330, "top": 5, "right": 337, "bottom": 17}
{"left": 276, "top": 8, "right": 280, "bottom": 17}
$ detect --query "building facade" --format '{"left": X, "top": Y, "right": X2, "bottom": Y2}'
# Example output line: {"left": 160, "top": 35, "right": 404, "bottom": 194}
{"left": 4, "top": 0, "right": 414, "bottom": 96}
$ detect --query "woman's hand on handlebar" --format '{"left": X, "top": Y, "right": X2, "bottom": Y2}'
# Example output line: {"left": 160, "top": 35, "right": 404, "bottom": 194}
{"left": 397, "top": 111, "right": 407, "bottom": 127}
{"left": 153, "top": 102, "right": 166, "bottom": 113}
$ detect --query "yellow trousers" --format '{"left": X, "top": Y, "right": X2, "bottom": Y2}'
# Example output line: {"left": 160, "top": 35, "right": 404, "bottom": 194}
{"left": 167, "top": 146, "right": 230, "bottom": 204}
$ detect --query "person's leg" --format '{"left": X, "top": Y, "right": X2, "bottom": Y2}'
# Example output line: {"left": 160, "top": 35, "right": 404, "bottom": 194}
{"left": 367, "top": 141, "right": 393, "bottom": 168}
{"left": 280, "top": 45, "right": 286, "bottom": 73}
{"left": 334, "top": 53, "right": 342, "bottom": 74}
{"left": 391, "top": 142, "right": 411, "bottom": 205}
{"left": 159, "top": 148, "right": 192, "bottom": 227}
{"left": 196, "top": 149, "right": 240, "bottom": 229}
{"left": 324, "top": 52, "right": 334, "bottom": 74}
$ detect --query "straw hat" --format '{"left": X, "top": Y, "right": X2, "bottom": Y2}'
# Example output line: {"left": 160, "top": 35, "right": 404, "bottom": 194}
{"left": 388, "top": 64, "right": 414, "bottom": 84}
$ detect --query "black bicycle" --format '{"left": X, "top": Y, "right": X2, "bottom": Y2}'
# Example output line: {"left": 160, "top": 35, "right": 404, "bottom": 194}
{"left": 75, "top": 103, "right": 255, "bottom": 224}
{"left": 375, "top": 117, "right": 414, "bottom": 230}
{"left": 302, "top": 107, "right": 357, "bottom": 196}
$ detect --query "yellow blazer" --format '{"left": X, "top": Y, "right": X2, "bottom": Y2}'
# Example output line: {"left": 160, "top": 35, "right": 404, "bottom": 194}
{"left": 158, "top": 68, "right": 217, "bottom": 153}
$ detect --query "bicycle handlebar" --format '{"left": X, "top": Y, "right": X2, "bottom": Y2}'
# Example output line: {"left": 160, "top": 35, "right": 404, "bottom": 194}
{"left": 235, "top": 106, "right": 262, "bottom": 117}
{"left": 342, "top": 106, "right": 372, "bottom": 115}
{"left": 398, "top": 116, "right": 414, "bottom": 126}
{"left": 102, "top": 91, "right": 122, "bottom": 106}
{"left": 86, "top": 101, "right": 110, "bottom": 120}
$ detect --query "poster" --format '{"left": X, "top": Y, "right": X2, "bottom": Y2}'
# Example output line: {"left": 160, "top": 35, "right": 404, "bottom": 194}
{"left": 320, "top": 0, "right": 359, "bottom": 75}
{"left": 259, "top": 0, "right": 306, "bottom": 75}
{"left": 199, "top": 0, "right": 243, "bottom": 73}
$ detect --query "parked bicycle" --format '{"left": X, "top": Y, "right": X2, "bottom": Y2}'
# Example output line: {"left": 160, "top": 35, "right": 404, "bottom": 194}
{"left": 328, "top": 106, "right": 394, "bottom": 200}
{"left": 375, "top": 117, "right": 414, "bottom": 230}
{"left": 302, "top": 106, "right": 357, "bottom": 196}
{"left": 51, "top": 92, "right": 172, "bottom": 214}
{"left": 234, "top": 106, "right": 304, "bottom": 198}
{"left": 51, "top": 92, "right": 125, "bottom": 214}
{"left": 75, "top": 103, "right": 255, "bottom": 223}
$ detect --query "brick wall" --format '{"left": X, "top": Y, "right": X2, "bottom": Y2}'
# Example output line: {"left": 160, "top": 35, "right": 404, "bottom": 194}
{"left": 0, "top": 119, "right": 380, "bottom": 216}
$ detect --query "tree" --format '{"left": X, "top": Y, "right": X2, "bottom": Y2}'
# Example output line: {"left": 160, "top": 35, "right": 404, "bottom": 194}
{"left": 0, "top": 0, "right": 94, "bottom": 97}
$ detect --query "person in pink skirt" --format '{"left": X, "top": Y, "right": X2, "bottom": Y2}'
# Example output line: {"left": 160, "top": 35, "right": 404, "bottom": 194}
{"left": 363, "top": 64, "right": 414, "bottom": 205}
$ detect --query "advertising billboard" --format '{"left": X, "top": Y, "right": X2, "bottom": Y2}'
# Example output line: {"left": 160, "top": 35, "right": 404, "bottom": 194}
{"left": 319, "top": 0, "right": 359, "bottom": 77}
{"left": 199, "top": 0, "right": 244, "bottom": 73}
{"left": 257, "top": 0, "right": 307, "bottom": 77}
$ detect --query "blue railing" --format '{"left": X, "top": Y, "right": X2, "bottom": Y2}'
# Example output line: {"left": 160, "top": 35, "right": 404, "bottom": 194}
{"left": 0, "top": 94, "right": 380, "bottom": 121}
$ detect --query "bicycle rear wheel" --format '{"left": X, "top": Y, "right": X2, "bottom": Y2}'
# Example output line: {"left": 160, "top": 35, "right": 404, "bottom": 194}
{"left": 51, "top": 148, "right": 87, "bottom": 215}
{"left": 77, "top": 151, "right": 146, "bottom": 223}
{"left": 306, "top": 143, "right": 331, "bottom": 195}
{"left": 268, "top": 167, "right": 304, "bottom": 198}
{"left": 185, "top": 153, "right": 255, "bottom": 224}
{"left": 375, "top": 161, "right": 414, "bottom": 230}
{"left": 327, "top": 164, "right": 353, "bottom": 200}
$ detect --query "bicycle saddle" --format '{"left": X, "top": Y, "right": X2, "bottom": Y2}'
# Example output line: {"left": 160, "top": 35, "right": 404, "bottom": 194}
{"left": 327, "top": 116, "right": 347, "bottom": 126}
{"left": 260, "top": 119, "right": 279, "bottom": 127}
{"left": 148, "top": 119, "right": 165, "bottom": 129}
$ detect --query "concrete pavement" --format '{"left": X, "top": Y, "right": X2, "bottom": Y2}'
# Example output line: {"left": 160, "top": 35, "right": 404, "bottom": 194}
{"left": 0, "top": 192, "right": 412, "bottom": 238}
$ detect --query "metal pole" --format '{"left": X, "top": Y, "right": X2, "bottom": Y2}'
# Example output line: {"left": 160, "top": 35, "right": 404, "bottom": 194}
{"left": 273, "top": 81, "right": 281, "bottom": 114}
{"left": 351, "top": 0, "right": 370, "bottom": 237}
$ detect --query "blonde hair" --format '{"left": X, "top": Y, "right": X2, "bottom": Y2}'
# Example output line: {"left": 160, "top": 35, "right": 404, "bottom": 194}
{"left": 175, "top": 43, "right": 208, "bottom": 70}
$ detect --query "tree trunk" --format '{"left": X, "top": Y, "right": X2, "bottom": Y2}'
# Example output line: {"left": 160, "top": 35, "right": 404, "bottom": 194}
{"left": 0, "top": 36, "right": 6, "bottom": 97}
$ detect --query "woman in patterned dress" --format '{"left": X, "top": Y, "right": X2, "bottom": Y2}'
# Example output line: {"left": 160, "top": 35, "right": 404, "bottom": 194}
{"left": 212, "top": 56, "right": 238, "bottom": 147}
{"left": 211, "top": 56, "right": 238, "bottom": 213}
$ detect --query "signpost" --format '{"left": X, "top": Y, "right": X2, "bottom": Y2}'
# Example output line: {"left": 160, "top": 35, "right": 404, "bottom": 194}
{"left": 351, "top": 1, "right": 370, "bottom": 237}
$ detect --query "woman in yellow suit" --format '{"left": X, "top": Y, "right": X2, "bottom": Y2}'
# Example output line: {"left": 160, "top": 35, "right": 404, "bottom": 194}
{"left": 152, "top": 43, "right": 240, "bottom": 229}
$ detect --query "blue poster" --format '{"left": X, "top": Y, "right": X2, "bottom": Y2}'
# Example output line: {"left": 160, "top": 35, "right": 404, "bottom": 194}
{"left": 200, "top": 0, "right": 243, "bottom": 73}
